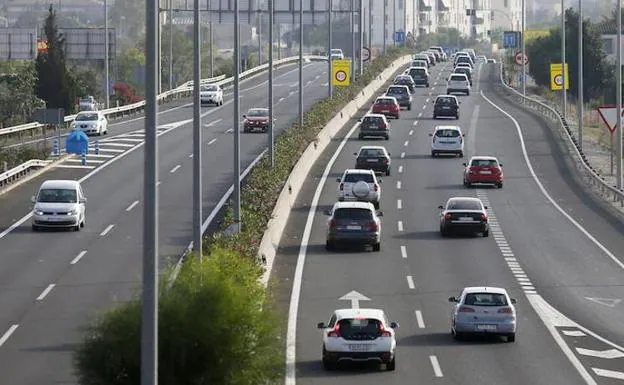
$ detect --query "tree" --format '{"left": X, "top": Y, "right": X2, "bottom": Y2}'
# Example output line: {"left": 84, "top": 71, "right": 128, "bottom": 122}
{"left": 526, "top": 8, "right": 613, "bottom": 102}
{"left": 74, "top": 247, "right": 284, "bottom": 385}
{"left": 0, "top": 61, "right": 44, "bottom": 127}
{"left": 35, "top": 5, "right": 76, "bottom": 113}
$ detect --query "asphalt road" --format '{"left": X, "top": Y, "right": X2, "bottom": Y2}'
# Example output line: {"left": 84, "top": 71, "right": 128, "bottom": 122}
{"left": 0, "top": 61, "right": 329, "bottom": 384}
{"left": 277, "top": 60, "right": 624, "bottom": 385}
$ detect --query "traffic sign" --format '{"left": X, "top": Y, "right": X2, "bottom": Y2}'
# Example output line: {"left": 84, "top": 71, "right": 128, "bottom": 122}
{"left": 331, "top": 59, "right": 351, "bottom": 86}
{"left": 596, "top": 105, "right": 624, "bottom": 134}
{"left": 394, "top": 31, "right": 405, "bottom": 43}
{"left": 503, "top": 31, "right": 520, "bottom": 48}
{"left": 361, "top": 47, "right": 370, "bottom": 62}
{"left": 515, "top": 51, "right": 528, "bottom": 65}
{"left": 549, "top": 63, "right": 569, "bottom": 90}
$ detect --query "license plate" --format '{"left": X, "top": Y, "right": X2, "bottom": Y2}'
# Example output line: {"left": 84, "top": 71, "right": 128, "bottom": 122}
{"left": 382, "top": 110, "right": 390, "bottom": 113}
{"left": 459, "top": 217, "right": 473, "bottom": 221}
{"left": 367, "top": 159, "right": 378, "bottom": 162}
{"left": 47, "top": 217, "right": 62, "bottom": 221}
{"left": 479, "top": 170, "right": 492, "bottom": 174}
{"left": 346, "top": 225, "right": 362, "bottom": 230}
{"left": 476, "top": 324, "right": 497, "bottom": 331}
{"left": 442, "top": 106, "right": 450, "bottom": 109}
{"left": 348, "top": 344, "right": 371, "bottom": 351}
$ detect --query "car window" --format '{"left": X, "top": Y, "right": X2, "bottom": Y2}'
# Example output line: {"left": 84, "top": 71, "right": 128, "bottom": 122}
{"left": 362, "top": 116, "right": 384, "bottom": 126}
{"left": 450, "top": 75, "right": 466, "bottom": 81}
{"left": 471, "top": 159, "right": 498, "bottom": 167}
{"left": 446, "top": 199, "right": 482, "bottom": 210}
{"left": 333, "top": 208, "right": 374, "bottom": 220}
{"left": 435, "top": 129, "right": 460, "bottom": 138}
{"left": 435, "top": 97, "right": 456, "bottom": 105}
{"left": 75, "top": 113, "right": 98, "bottom": 121}
{"left": 456, "top": 68, "right": 470, "bottom": 74}
{"left": 328, "top": 314, "right": 337, "bottom": 327}
{"left": 376, "top": 98, "right": 395, "bottom": 105}
{"left": 464, "top": 293, "right": 508, "bottom": 306}
{"left": 37, "top": 188, "right": 78, "bottom": 203}
{"left": 386, "top": 87, "right": 407, "bottom": 95}
{"left": 359, "top": 148, "right": 385, "bottom": 157}
{"left": 247, "top": 109, "right": 268, "bottom": 116}
{"left": 336, "top": 318, "right": 383, "bottom": 340}
{"left": 202, "top": 85, "right": 219, "bottom": 91}
{"left": 344, "top": 173, "right": 374, "bottom": 183}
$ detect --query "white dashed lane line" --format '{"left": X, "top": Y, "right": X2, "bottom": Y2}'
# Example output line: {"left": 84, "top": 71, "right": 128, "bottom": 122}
{"left": 408, "top": 130, "right": 413, "bottom": 136}
{"left": 404, "top": 141, "right": 409, "bottom": 147}
{"left": 36, "top": 284, "right": 56, "bottom": 301}
{"left": 400, "top": 152, "right": 405, "bottom": 159}
{"left": 397, "top": 199, "right": 402, "bottom": 209}
{"left": 397, "top": 221, "right": 404, "bottom": 232}
{"left": 400, "top": 245, "right": 408, "bottom": 259}
{"left": 126, "top": 200, "right": 139, "bottom": 212}
{"left": 70, "top": 250, "right": 87, "bottom": 265}
{"left": 398, "top": 165, "right": 403, "bottom": 174}
{"left": 415, "top": 310, "right": 426, "bottom": 328}
{"left": 406, "top": 275, "right": 415, "bottom": 289}
{"left": 429, "top": 355, "right": 443, "bottom": 377}
{"left": 207, "top": 138, "right": 217, "bottom": 145}
{"left": 0, "top": 325, "right": 19, "bottom": 347}
{"left": 170, "top": 165, "right": 181, "bottom": 173}
{"left": 100, "top": 224, "right": 115, "bottom": 237}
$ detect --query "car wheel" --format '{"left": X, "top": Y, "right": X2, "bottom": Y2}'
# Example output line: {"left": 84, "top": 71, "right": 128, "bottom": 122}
{"left": 386, "top": 356, "right": 396, "bottom": 371}
{"left": 395, "top": 114, "right": 400, "bottom": 119}
{"left": 458, "top": 151, "right": 464, "bottom": 158}
{"left": 433, "top": 115, "right": 437, "bottom": 119}
{"left": 74, "top": 224, "right": 81, "bottom": 232}
{"left": 322, "top": 358, "right": 336, "bottom": 371}
{"left": 408, "top": 104, "right": 412, "bottom": 111}
{"left": 464, "top": 180, "right": 471, "bottom": 188}
{"left": 385, "top": 135, "right": 389, "bottom": 140}
{"left": 427, "top": 83, "right": 430, "bottom": 87}
{"left": 32, "top": 224, "right": 39, "bottom": 232}
{"left": 440, "top": 226, "right": 448, "bottom": 237}
{"left": 358, "top": 134, "right": 364, "bottom": 140}
{"left": 243, "top": 128, "right": 249, "bottom": 133}
{"left": 325, "top": 241, "right": 333, "bottom": 251}
{"left": 453, "top": 330, "right": 464, "bottom": 341}
{"left": 497, "top": 182, "right": 503, "bottom": 189}
{"left": 431, "top": 151, "right": 436, "bottom": 157}
{"left": 372, "top": 242, "right": 381, "bottom": 252}
{"left": 483, "top": 229, "right": 489, "bottom": 237}
{"left": 455, "top": 114, "right": 459, "bottom": 120}
{"left": 507, "top": 333, "right": 516, "bottom": 343}
{"left": 385, "top": 168, "right": 391, "bottom": 176}
{"left": 466, "top": 91, "right": 470, "bottom": 96}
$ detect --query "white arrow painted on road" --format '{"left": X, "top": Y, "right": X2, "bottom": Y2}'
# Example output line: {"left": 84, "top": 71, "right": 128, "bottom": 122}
{"left": 576, "top": 348, "right": 624, "bottom": 359}
{"left": 585, "top": 297, "right": 622, "bottom": 308}
{"left": 339, "top": 290, "right": 370, "bottom": 309}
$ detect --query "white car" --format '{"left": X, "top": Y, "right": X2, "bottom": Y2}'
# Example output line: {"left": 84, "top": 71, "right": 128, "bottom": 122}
{"left": 325, "top": 201, "right": 383, "bottom": 251}
{"left": 449, "top": 286, "right": 517, "bottom": 342}
{"left": 200, "top": 84, "right": 223, "bottom": 106}
{"left": 455, "top": 63, "right": 473, "bottom": 73}
{"left": 317, "top": 308, "right": 398, "bottom": 370}
{"left": 409, "top": 59, "right": 428, "bottom": 69}
{"left": 429, "top": 125, "right": 465, "bottom": 157}
{"left": 330, "top": 48, "right": 344, "bottom": 60}
{"left": 337, "top": 169, "right": 382, "bottom": 209}
{"left": 31, "top": 180, "right": 87, "bottom": 231}
{"left": 71, "top": 111, "right": 108, "bottom": 136}
{"left": 447, "top": 73, "right": 471, "bottom": 96}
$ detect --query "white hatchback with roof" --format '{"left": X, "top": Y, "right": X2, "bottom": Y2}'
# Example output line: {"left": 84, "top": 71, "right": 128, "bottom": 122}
{"left": 447, "top": 73, "right": 471, "bottom": 95}
{"left": 337, "top": 169, "right": 381, "bottom": 208}
{"left": 429, "top": 125, "right": 465, "bottom": 157}
{"left": 318, "top": 308, "right": 398, "bottom": 371}
{"left": 31, "top": 180, "right": 87, "bottom": 231}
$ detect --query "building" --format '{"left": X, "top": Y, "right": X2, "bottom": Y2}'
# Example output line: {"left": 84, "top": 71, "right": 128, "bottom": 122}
{"left": 490, "top": 0, "right": 522, "bottom": 31}
{"left": 418, "top": 0, "right": 438, "bottom": 35}
{"left": 469, "top": 0, "right": 493, "bottom": 41}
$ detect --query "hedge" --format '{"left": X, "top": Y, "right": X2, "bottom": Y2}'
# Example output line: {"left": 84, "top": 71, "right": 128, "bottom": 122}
{"left": 0, "top": 146, "right": 49, "bottom": 171}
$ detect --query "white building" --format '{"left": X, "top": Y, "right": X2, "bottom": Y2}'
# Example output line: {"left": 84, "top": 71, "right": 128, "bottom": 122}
{"left": 369, "top": 0, "right": 416, "bottom": 48}
{"left": 418, "top": 0, "right": 438, "bottom": 35}
{"left": 490, "top": 0, "right": 522, "bottom": 31}
{"left": 470, "top": 0, "right": 493, "bottom": 41}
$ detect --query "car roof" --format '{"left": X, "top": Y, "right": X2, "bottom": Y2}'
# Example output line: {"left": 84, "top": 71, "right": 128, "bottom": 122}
{"left": 363, "top": 113, "right": 387, "bottom": 118}
{"left": 334, "top": 308, "right": 386, "bottom": 320}
{"left": 388, "top": 85, "right": 409, "bottom": 89}
{"left": 359, "top": 145, "right": 388, "bottom": 151}
{"left": 462, "top": 286, "right": 508, "bottom": 295}
{"left": 447, "top": 196, "right": 482, "bottom": 203}
{"left": 376, "top": 96, "right": 398, "bottom": 102}
{"left": 344, "top": 168, "right": 375, "bottom": 174}
{"left": 434, "top": 125, "right": 461, "bottom": 131}
{"left": 40, "top": 180, "right": 80, "bottom": 189}
{"left": 435, "top": 94, "right": 458, "bottom": 100}
{"left": 469, "top": 155, "right": 498, "bottom": 161}
{"left": 449, "top": 73, "right": 469, "bottom": 79}
{"left": 248, "top": 107, "right": 268, "bottom": 111}
{"left": 332, "top": 201, "right": 376, "bottom": 210}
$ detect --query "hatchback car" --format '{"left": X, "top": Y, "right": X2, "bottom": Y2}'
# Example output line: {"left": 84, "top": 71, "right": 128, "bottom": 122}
{"left": 449, "top": 287, "right": 517, "bottom": 342}
{"left": 31, "top": 180, "right": 87, "bottom": 231}
{"left": 372, "top": 96, "right": 400, "bottom": 119}
{"left": 71, "top": 111, "right": 108, "bottom": 136}
{"left": 337, "top": 169, "right": 382, "bottom": 208}
{"left": 413, "top": 53, "right": 432, "bottom": 67}
{"left": 446, "top": 73, "right": 471, "bottom": 96}
{"left": 330, "top": 48, "right": 345, "bottom": 60}
{"left": 200, "top": 84, "right": 223, "bottom": 105}
{"left": 463, "top": 156, "right": 504, "bottom": 188}
{"left": 409, "top": 60, "right": 428, "bottom": 69}
{"left": 432, "top": 95, "right": 460, "bottom": 120}
{"left": 243, "top": 107, "right": 270, "bottom": 133}
{"left": 318, "top": 308, "right": 397, "bottom": 369}
{"left": 429, "top": 125, "right": 464, "bottom": 157}
{"left": 354, "top": 145, "right": 391, "bottom": 175}
{"left": 455, "top": 55, "right": 474, "bottom": 69}
{"left": 454, "top": 68, "right": 472, "bottom": 86}
{"left": 325, "top": 201, "right": 383, "bottom": 251}
{"left": 438, "top": 197, "right": 489, "bottom": 237}
{"left": 407, "top": 67, "right": 430, "bottom": 87}
{"left": 385, "top": 85, "right": 412, "bottom": 110}
{"left": 358, "top": 114, "right": 390, "bottom": 140}
{"left": 393, "top": 74, "right": 416, "bottom": 92}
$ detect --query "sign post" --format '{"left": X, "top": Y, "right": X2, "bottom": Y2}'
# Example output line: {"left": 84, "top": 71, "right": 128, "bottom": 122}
{"left": 515, "top": 51, "right": 528, "bottom": 66}
{"left": 596, "top": 105, "right": 622, "bottom": 175}
{"left": 331, "top": 59, "right": 351, "bottom": 86}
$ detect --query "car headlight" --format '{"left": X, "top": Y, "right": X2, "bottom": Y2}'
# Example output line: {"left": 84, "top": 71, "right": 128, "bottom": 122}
{"left": 67, "top": 209, "right": 78, "bottom": 215}
{"left": 34, "top": 210, "right": 44, "bottom": 215}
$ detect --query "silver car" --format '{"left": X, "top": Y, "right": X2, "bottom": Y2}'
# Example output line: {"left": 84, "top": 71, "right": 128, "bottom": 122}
{"left": 449, "top": 286, "right": 517, "bottom": 342}
{"left": 31, "top": 180, "right": 87, "bottom": 231}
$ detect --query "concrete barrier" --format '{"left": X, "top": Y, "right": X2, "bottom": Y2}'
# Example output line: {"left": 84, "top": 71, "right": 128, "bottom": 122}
{"left": 258, "top": 54, "right": 412, "bottom": 285}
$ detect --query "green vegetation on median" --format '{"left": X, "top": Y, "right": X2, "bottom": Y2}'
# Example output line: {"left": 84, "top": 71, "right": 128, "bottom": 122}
{"left": 0, "top": 147, "right": 50, "bottom": 172}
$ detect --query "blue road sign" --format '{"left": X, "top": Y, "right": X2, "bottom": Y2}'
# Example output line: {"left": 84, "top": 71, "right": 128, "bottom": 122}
{"left": 394, "top": 31, "right": 405, "bottom": 43}
{"left": 503, "top": 31, "right": 520, "bottom": 49}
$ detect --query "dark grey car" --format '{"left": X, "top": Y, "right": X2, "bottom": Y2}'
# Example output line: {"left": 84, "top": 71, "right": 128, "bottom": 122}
{"left": 385, "top": 86, "right": 412, "bottom": 110}
{"left": 326, "top": 202, "right": 382, "bottom": 251}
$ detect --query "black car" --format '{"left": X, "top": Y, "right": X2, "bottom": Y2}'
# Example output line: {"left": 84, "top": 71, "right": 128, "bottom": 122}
{"left": 394, "top": 75, "right": 416, "bottom": 92}
{"left": 407, "top": 67, "right": 430, "bottom": 87}
{"left": 385, "top": 85, "right": 412, "bottom": 110}
{"left": 454, "top": 67, "right": 472, "bottom": 85}
{"left": 358, "top": 114, "right": 390, "bottom": 140}
{"left": 438, "top": 197, "right": 489, "bottom": 237}
{"left": 433, "top": 95, "right": 460, "bottom": 119}
{"left": 354, "top": 146, "right": 392, "bottom": 175}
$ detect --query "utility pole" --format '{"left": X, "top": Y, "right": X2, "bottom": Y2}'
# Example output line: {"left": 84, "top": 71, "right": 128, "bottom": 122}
{"left": 328, "top": 0, "right": 333, "bottom": 98}
{"left": 561, "top": 0, "right": 567, "bottom": 118}
{"left": 233, "top": 0, "right": 241, "bottom": 229}
{"left": 299, "top": 0, "right": 303, "bottom": 129}
{"left": 577, "top": 0, "right": 583, "bottom": 150}
{"left": 269, "top": 0, "right": 275, "bottom": 167}
{"left": 104, "top": 0, "right": 109, "bottom": 108}
{"left": 169, "top": 0, "right": 173, "bottom": 89}
{"left": 393, "top": 0, "right": 396, "bottom": 46}
{"left": 617, "top": 0, "right": 622, "bottom": 189}
{"left": 382, "top": 0, "right": 386, "bottom": 53}
{"left": 521, "top": 0, "right": 526, "bottom": 96}
{"left": 359, "top": 0, "right": 363, "bottom": 76}
{"left": 192, "top": 0, "right": 202, "bottom": 257}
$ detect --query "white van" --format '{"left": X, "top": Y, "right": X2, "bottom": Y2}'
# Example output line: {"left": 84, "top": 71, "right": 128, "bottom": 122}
{"left": 31, "top": 180, "right": 87, "bottom": 231}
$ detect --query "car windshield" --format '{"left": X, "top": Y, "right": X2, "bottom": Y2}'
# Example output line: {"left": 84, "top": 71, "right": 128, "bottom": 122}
{"left": 362, "top": 117, "right": 385, "bottom": 126}
{"left": 344, "top": 173, "right": 374, "bottom": 183}
{"left": 435, "top": 129, "right": 460, "bottom": 138}
{"left": 333, "top": 208, "right": 373, "bottom": 220}
{"left": 247, "top": 109, "right": 268, "bottom": 117}
{"left": 435, "top": 97, "right": 456, "bottom": 105}
{"left": 330, "top": 49, "right": 342, "bottom": 54}
{"left": 336, "top": 318, "right": 383, "bottom": 340}
{"left": 450, "top": 75, "right": 466, "bottom": 82}
{"left": 464, "top": 293, "right": 508, "bottom": 306}
{"left": 456, "top": 68, "right": 470, "bottom": 74}
{"left": 376, "top": 98, "right": 395, "bottom": 105}
{"left": 447, "top": 199, "right": 482, "bottom": 210}
{"left": 202, "top": 85, "right": 219, "bottom": 91}
{"left": 37, "top": 188, "right": 77, "bottom": 203}
{"left": 386, "top": 87, "right": 406, "bottom": 95}
{"left": 395, "top": 76, "right": 412, "bottom": 83}
{"left": 75, "top": 113, "right": 98, "bottom": 121}
{"left": 359, "top": 148, "right": 386, "bottom": 157}
{"left": 471, "top": 159, "right": 498, "bottom": 167}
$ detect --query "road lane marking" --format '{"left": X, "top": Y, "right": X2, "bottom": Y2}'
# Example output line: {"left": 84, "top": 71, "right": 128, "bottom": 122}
{"left": 397, "top": 199, "right": 402, "bottom": 209}
{"left": 396, "top": 181, "right": 401, "bottom": 189}
{"left": 55, "top": 164, "right": 96, "bottom": 169}
{"left": 207, "top": 138, "right": 217, "bottom": 145}
{"left": 415, "top": 310, "right": 425, "bottom": 328}
{"left": 408, "top": 130, "right": 413, "bottom": 135}
{"left": 170, "top": 165, "right": 181, "bottom": 173}
{"left": 400, "top": 152, "right": 405, "bottom": 159}
{"left": 99, "top": 142, "right": 135, "bottom": 148}
{"left": 562, "top": 330, "right": 586, "bottom": 337}
{"left": 225, "top": 128, "right": 233, "bottom": 133}
{"left": 71, "top": 250, "right": 87, "bottom": 265}
{"left": 100, "top": 224, "right": 115, "bottom": 236}
{"left": 205, "top": 118, "right": 222, "bottom": 127}
{"left": 189, "top": 154, "right": 193, "bottom": 158}
{"left": 0, "top": 325, "right": 19, "bottom": 347}
{"left": 406, "top": 275, "right": 415, "bottom": 289}
{"left": 422, "top": 105, "right": 426, "bottom": 110}
{"left": 576, "top": 348, "right": 624, "bottom": 359}
{"left": 398, "top": 165, "right": 403, "bottom": 173}
{"left": 417, "top": 112, "right": 422, "bottom": 117}
{"left": 66, "top": 158, "right": 105, "bottom": 164}
{"left": 89, "top": 147, "right": 124, "bottom": 153}
{"left": 400, "top": 245, "right": 407, "bottom": 259}
{"left": 397, "top": 221, "right": 404, "bottom": 232}
{"left": 126, "top": 200, "right": 139, "bottom": 212}
{"left": 592, "top": 368, "right": 624, "bottom": 380}
{"left": 157, "top": 181, "right": 162, "bottom": 186}
{"left": 404, "top": 140, "right": 409, "bottom": 146}
{"left": 429, "top": 355, "right": 443, "bottom": 377}
{"left": 36, "top": 284, "right": 56, "bottom": 301}
{"left": 413, "top": 121, "right": 418, "bottom": 126}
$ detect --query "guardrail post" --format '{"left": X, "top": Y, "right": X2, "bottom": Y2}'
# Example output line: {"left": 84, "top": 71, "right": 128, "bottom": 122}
{"left": 3, "top": 161, "right": 6, "bottom": 173}
{"left": 95, "top": 140, "right": 100, "bottom": 155}
{"left": 81, "top": 152, "right": 87, "bottom": 166}
{"left": 53, "top": 138, "right": 60, "bottom": 156}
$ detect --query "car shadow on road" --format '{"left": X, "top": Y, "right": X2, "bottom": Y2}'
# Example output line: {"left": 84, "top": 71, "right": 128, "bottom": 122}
{"left": 425, "top": 184, "right": 464, "bottom": 190}
{"left": 289, "top": 203, "right": 333, "bottom": 214}
{"left": 398, "top": 332, "right": 507, "bottom": 347}
{"left": 295, "top": 359, "right": 387, "bottom": 378}
{"left": 22, "top": 343, "right": 80, "bottom": 353}
{"left": 402, "top": 154, "right": 432, "bottom": 160}
{"left": 393, "top": 230, "right": 441, "bottom": 241}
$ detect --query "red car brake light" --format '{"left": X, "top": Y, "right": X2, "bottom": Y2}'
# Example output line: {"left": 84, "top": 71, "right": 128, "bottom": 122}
{"left": 444, "top": 213, "right": 452, "bottom": 220}
{"left": 458, "top": 306, "right": 475, "bottom": 313}
{"left": 366, "top": 220, "right": 378, "bottom": 231}
{"left": 327, "top": 323, "right": 341, "bottom": 337}
{"left": 379, "top": 323, "right": 392, "bottom": 337}
{"left": 497, "top": 307, "right": 513, "bottom": 314}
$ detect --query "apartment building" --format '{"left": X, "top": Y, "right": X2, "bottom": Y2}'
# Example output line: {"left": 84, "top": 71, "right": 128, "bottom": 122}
{"left": 369, "top": 0, "right": 416, "bottom": 47}
{"left": 418, "top": 0, "right": 438, "bottom": 35}
{"left": 490, "top": 0, "right": 522, "bottom": 31}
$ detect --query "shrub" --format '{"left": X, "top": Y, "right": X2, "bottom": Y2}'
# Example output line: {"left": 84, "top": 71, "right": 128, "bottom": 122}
{"left": 73, "top": 247, "right": 283, "bottom": 385}
{"left": 0, "top": 146, "right": 49, "bottom": 170}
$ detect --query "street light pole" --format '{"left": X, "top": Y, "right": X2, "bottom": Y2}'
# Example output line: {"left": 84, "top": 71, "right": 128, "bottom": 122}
{"left": 268, "top": 0, "right": 274, "bottom": 167}
{"left": 351, "top": 0, "right": 355, "bottom": 76}
{"left": 192, "top": 0, "right": 202, "bottom": 257}
{"left": 298, "top": 0, "right": 303, "bottom": 129}
{"left": 577, "top": 0, "right": 583, "bottom": 150}
{"left": 359, "top": 0, "right": 363, "bottom": 76}
{"left": 104, "top": 0, "right": 110, "bottom": 108}
{"left": 169, "top": 0, "right": 173, "bottom": 90}
{"left": 328, "top": 0, "right": 333, "bottom": 99}
{"left": 233, "top": 0, "right": 241, "bottom": 229}
{"left": 382, "top": 0, "right": 386, "bottom": 53}
{"left": 617, "top": 0, "right": 622, "bottom": 189}
{"left": 368, "top": 0, "right": 372, "bottom": 54}
{"left": 521, "top": 0, "right": 526, "bottom": 96}
{"left": 561, "top": 0, "right": 567, "bottom": 118}
{"left": 393, "top": 0, "right": 396, "bottom": 46}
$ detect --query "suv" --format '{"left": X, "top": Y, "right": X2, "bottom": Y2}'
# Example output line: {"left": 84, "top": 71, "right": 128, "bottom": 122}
{"left": 429, "top": 125, "right": 465, "bottom": 157}
{"left": 407, "top": 67, "right": 430, "bottom": 87}
{"left": 325, "top": 202, "right": 383, "bottom": 251}
{"left": 385, "top": 85, "right": 412, "bottom": 110}
{"left": 429, "top": 46, "right": 447, "bottom": 61}
{"left": 358, "top": 114, "right": 390, "bottom": 140}
{"left": 371, "top": 96, "right": 400, "bottom": 119}
{"left": 447, "top": 73, "right": 471, "bottom": 96}
{"left": 318, "top": 308, "right": 398, "bottom": 368}
{"left": 354, "top": 145, "right": 392, "bottom": 175}
{"left": 453, "top": 52, "right": 471, "bottom": 66}
{"left": 453, "top": 67, "right": 472, "bottom": 86}
{"left": 463, "top": 156, "right": 504, "bottom": 188}
{"left": 455, "top": 55, "right": 474, "bottom": 69}
{"left": 336, "top": 169, "right": 382, "bottom": 208}
{"left": 413, "top": 53, "right": 432, "bottom": 67}
{"left": 433, "top": 95, "right": 460, "bottom": 119}
{"left": 393, "top": 74, "right": 416, "bottom": 92}
{"left": 410, "top": 59, "right": 428, "bottom": 69}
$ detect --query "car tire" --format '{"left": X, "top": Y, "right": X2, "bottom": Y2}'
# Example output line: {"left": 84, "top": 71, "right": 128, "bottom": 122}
{"left": 395, "top": 114, "right": 400, "bottom": 119}
{"left": 385, "top": 135, "right": 389, "bottom": 140}
{"left": 74, "top": 224, "right": 80, "bottom": 232}
{"left": 358, "top": 134, "right": 364, "bottom": 140}
{"left": 466, "top": 91, "right": 470, "bottom": 96}
{"left": 507, "top": 333, "right": 516, "bottom": 343}
{"left": 427, "top": 83, "right": 430, "bottom": 87}
{"left": 464, "top": 180, "right": 471, "bottom": 188}
{"left": 322, "top": 358, "right": 336, "bottom": 371}
{"left": 32, "top": 224, "right": 39, "bottom": 232}
{"left": 483, "top": 229, "right": 489, "bottom": 237}
{"left": 385, "top": 168, "right": 391, "bottom": 176}
{"left": 458, "top": 151, "right": 464, "bottom": 158}
{"left": 325, "top": 241, "right": 334, "bottom": 251}
{"left": 453, "top": 330, "right": 464, "bottom": 340}
{"left": 386, "top": 356, "right": 396, "bottom": 371}
{"left": 440, "top": 226, "right": 448, "bottom": 237}
{"left": 408, "top": 104, "right": 412, "bottom": 111}
{"left": 372, "top": 242, "right": 381, "bottom": 252}
{"left": 455, "top": 114, "right": 459, "bottom": 120}
{"left": 497, "top": 182, "right": 503, "bottom": 189}
{"left": 431, "top": 151, "right": 436, "bottom": 157}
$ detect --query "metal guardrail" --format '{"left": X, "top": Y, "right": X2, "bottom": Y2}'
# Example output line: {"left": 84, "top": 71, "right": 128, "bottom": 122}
{"left": 0, "top": 159, "right": 51, "bottom": 189}
{"left": 497, "top": 59, "right": 624, "bottom": 206}
{"left": 0, "top": 55, "right": 328, "bottom": 139}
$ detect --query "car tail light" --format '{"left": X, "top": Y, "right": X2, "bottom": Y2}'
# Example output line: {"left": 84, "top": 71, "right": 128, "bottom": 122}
{"left": 327, "top": 323, "right": 341, "bottom": 338}
{"left": 329, "top": 219, "right": 337, "bottom": 229}
{"left": 480, "top": 213, "right": 487, "bottom": 221}
{"left": 497, "top": 307, "right": 513, "bottom": 314}
{"left": 339, "top": 183, "right": 344, "bottom": 191}
{"left": 366, "top": 220, "right": 378, "bottom": 231}
{"left": 380, "top": 123, "right": 387, "bottom": 129}
{"left": 458, "top": 306, "right": 475, "bottom": 313}
{"left": 383, "top": 158, "right": 389, "bottom": 164}
{"left": 373, "top": 184, "right": 379, "bottom": 192}
{"left": 444, "top": 213, "right": 452, "bottom": 220}
{"left": 379, "top": 323, "right": 392, "bottom": 337}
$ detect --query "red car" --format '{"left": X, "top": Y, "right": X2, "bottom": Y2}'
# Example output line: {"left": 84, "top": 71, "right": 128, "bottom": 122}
{"left": 463, "top": 156, "right": 504, "bottom": 188}
{"left": 243, "top": 107, "right": 270, "bottom": 133}
{"left": 371, "top": 96, "right": 400, "bottom": 119}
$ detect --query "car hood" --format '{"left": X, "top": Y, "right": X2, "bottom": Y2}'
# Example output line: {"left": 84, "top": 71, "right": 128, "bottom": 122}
{"left": 246, "top": 117, "right": 268, "bottom": 121}
{"left": 34, "top": 202, "right": 79, "bottom": 212}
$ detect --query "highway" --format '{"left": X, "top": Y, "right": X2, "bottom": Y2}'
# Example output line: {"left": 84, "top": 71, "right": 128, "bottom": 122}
{"left": 275, "top": 59, "right": 624, "bottom": 385}
{"left": 0, "top": 61, "right": 329, "bottom": 384}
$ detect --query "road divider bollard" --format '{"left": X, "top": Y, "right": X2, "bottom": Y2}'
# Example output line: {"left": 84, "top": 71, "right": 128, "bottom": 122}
{"left": 81, "top": 152, "right": 87, "bottom": 166}
{"left": 53, "top": 138, "right": 59, "bottom": 156}
{"left": 95, "top": 140, "right": 100, "bottom": 155}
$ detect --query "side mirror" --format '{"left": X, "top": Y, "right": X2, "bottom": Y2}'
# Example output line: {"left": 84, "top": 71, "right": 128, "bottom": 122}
{"left": 357, "top": 118, "right": 362, "bottom": 122}
{"left": 317, "top": 322, "right": 326, "bottom": 329}
{"left": 499, "top": 163, "right": 503, "bottom": 167}
{"left": 428, "top": 133, "right": 433, "bottom": 136}
{"left": 353, "top": 152, "right": 358, "bottom": 156}
{"left": 511, "top": 298, "right": 517, "bottom": 304}
{"left": 31, "top": 195, "right": 36, "bottom": 203}
{"left": 462, "top": 162, "right": 467, "bottom": 166}
{"left": 376, "top": 211, "right": 384, "bottom": 217}
{"left": 390, "top": 321, "right": 399, "bottom": 329}
{"left": 448, "top": 296, "right": 458, "bottom": 303}
{"left": 80, "top": 197, "right": 87, "bottom": 203}
{"left": 462, "top": 133, "right": 465, "bottom": 137}
{"left": 378, "top": 179, "right": 382, "bottom": 184}
{"left": 438, "top": 205, "right": 444, "bottom": 209}
{"left": 336, "top": 178, "right": 341, "bottom": 182}
{"left": 484, "top": 206, "right": 488, "bottom": 210}
{"left": 242, "top": 114, "right": 246, "bottom": 119}
{"left": 325, "top": 209, "right": 332, "bottom": 216}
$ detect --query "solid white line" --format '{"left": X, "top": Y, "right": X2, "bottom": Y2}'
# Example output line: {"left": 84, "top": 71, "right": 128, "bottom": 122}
{"left": 36, "top": 284, "right": 56, "bottom": 301}
{"left": 126, "top": 200, "right": 139, "bottom": 212}
{"left": 429, "top": 355, "right": 443, "bottom": 377}
{"left": 398, "top": 165, "right": 403, "bottom": 173}
{"left": 593, "top": 368, "right": 624, "bottom": 380}
{"left": 0, "top": 325, "right": 19, "bottom": 347}
{"left": 562, "top": 330, "right": 586, "bottom": 337}
{"left": 415, "top": 310, "right": 425, "bottom": 328}
{"left": 406, "top": 276, "right": 415, "bottom": 289}
{"left": 55, "top": 164, "right": 96, "bottom": 169}
{"left": 397, "top": 221, "right": 404, "bottom": 232}
{"left": 397, "top": 199, "right": 402, "bottom": 209}
{"left": 100, "top": 224, "right": 115, "bottom": 236}
{"left": 66, "top": 158, "right": 105, "bottom": 164}
{"left": 401, "top": 245, "right": 408, "bottom": 259}
{"left": 207, "top": 138, "right": 217, "bottom": 145}
{"left": 225, "top": 128, "right": 233, "bottom": 133}
{"left": 170, "top": 165, "right": 181, "bottom": 173}
{"left": 396, "top": 181, "right": 401, "bottom": 189}
{"left": 71, "top": 250, "right": 87, "bottom": 265}
{"left": 206, "top": 118, "right": 222, "bottom": 126}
